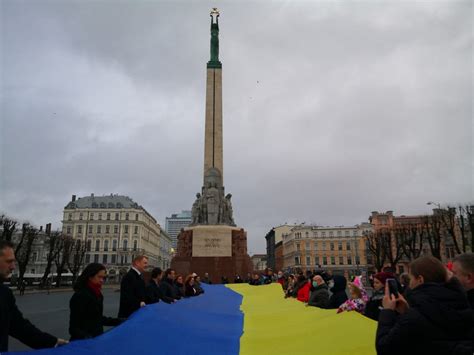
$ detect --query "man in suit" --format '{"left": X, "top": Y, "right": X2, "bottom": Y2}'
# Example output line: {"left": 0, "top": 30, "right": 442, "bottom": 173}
{"left": 145, "top": 267, "right": 174, "bottom": 304}
{"left": 118, "top": 255, "right": 148, "bottom": 318}
{"left": 0, "top": 240, "right": 68, "bottom": 352}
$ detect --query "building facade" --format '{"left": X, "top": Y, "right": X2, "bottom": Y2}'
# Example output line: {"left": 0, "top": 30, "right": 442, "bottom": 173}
{"left": 165, "top": 210, "right": 192, "bottom": 249}
{"left": 250, "top": 254, "right": 267, "bottom": 271}
{"left": 282, "top": 223, "right": 373, "bottom": 279}
{"left": 62, "top": 194, "right": 169, "bottom": 280}
{"left": 265, "top": 224, "right": 292, "bottom": 270}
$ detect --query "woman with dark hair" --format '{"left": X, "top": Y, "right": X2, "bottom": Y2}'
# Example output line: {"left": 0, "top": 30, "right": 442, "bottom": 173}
{"left": 69, "top": 263, "right": 123, "bottom": 340}
{"left": 376, "top": 256, "right": 474, "bottom": 355}
{"left": 184, "top": 275, "right": 198, "bottom": 297}
{"left": 174, "top": 274, "right": 185, "bottom": 299}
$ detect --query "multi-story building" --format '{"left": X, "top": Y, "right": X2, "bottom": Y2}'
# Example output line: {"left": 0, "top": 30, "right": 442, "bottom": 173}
{"left": 265, "top": 224, "right": 293, "bottom": 270}
{"left": 165, "top": 210, "right": 192, "bottom": 249}
{"left": 62, "top": 194, "right": 168, "bottom": 281}
{"left": 369, "top": 210, "right": 460, "bottom": 274}
{"left": 160, "top": 229, "right": 172, "bottom": 269}
{"left": 282, "top": 223, "right": 373, "bottom": 279}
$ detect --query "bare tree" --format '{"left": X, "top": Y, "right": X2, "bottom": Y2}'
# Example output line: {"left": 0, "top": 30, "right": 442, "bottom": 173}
{"left": 54, "top": 235, "right": 74, "bottom": 287}
{"left": 423, "top": 215, "right": 442, "bottom": 260}
{"left": 365, "top": 230, "right": 387, "bottom": 272}
{"left": 397, "top": 223, "right": 424, "bottom": 261}
{"left": 440, "top": 207, "right": 463, "bottom": 254}
{"left": 458, "top": 205, "right": 474, "bottom": 253}
{"left": 383, "top": 228, "right": 404, "bottom": 271}
{"left": 40, "top": 231, "right": 62, "bottom": 288}
{"left": 15, "top": 223, "right": 38, "bottom": 286}
{"left": 67, "top": 239, "right": 87, "bottom": 284}
{"left": 1, "top": 214, "right": 18, "bottom": 242}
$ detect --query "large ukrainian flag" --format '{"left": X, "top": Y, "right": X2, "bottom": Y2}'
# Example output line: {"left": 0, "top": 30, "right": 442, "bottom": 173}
{"left": 7, "top": 284, "right": 376, "bottom": 355}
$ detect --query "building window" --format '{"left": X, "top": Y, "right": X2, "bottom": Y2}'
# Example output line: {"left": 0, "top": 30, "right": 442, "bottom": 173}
{"left": 124, "top": 225, "right": 129, "bottom": 234}
{"left": 66, "top": 226, "right": 71, "bottom": 234}
{"left": 346, "top": 242, "right": 351, "bottom": 250}
{"left": 95, "top": 240, "right": 100, "bottom": 251}
{"left": 102, "top": 254, "right": 108, "bottom": 264}
{"left": 77, "top": 225, "right": 83, "bottom": 234}
{"left": 87, "top": 240, "right": 92, "bottom": 251}
{"left": 306, "top": 256, "right": 311, "bottom": 265}
{"left": 105, "top": 225, "right": 110, "bottom": 234}
{"left": 68, "top": 213, "right": 72, "bottom": 221}
{"left": 338, "top": 242, "right": 343, "bottom": 251}
{"left": 125, "top": 213, "right": 129, "bottom": 221}
{"left": 85, "top": 254, "right": 91, "bottom": 263}
{"left": 345, "top": 231, "right": 350, "bottom": 236}
{"left": 104, "top": 240, "right": 109, "bottom": 251}
{"left": 97, "top": 225, "right": 101, "bottom": 234}
{"left": 315, "top": 256, "right": 320, "bottom": 265}
{"left": 330, "top": 242, "right": 334, "bottom": 251}
{"left": 135, "top": 214, "right": 139, "bottom": 221}
{"left": 90, "top": 213, "right": 94, "bottom": 220}
{"left": 313, "top": 231, "right": 318, "bottom": 237}
{"left": 305, "top": 242, "right": 310, "bottom": 250}
{"left": 353, "top": 231, "right": 358, "bottom": 236}
{"left": 337, "top": 230, "right": 342, "bottom": 236}
{"left": 112, "top": 240, "right": 117, "bottom": 251}
{"left": 114, "top": 225, "right": 118, "bottom": 234}
{"left": 107, "top": 213, "right": 111, "bottom": 220}
{"left": 322, "top": 232, "right": 326, "bottom": 237}
{"left": 94, "top": 254, "right": 99, "bottom": 263}
{"left": 111, "top": 254, "right": 116, "bottom": 264}
{"left": 123, "top": 239, "right": 128, "bottom": 250}
{"left": 355, "top": 256, "right": 360, "bottom": 265}
{"left": 115, "top": 213, "right": 119, "bottom": 220}
{"left": 339, "top": 256, "right": 344, "bottom": 265}
{"left": 329, "top": 231, "right": 334, "bottom": 237}
{"left": 296, "top": 243, "right": 300, "bottom": 251}
{"left": 323, "top": 256, "right": 328, "bottom": 265}
{"left": 134, "top": 226, "right": 138, "bottom": 234}
{"left": 294, "top": 256, "right": 301, "bottom": 265}
{"left": 79, "top": 213, "right": 83, "bottom": 220}
{"left": 305, "top": 231, "right": 309, "bottom": 238}
{"left": 133, "top": 240, "right": 138, "bottom": 251}
{"left": 347, "top": 256, "right": 352, "bottom": 265}
{"left": 98, "top": 213, "right": 102, "bottom": 220}
{"left": 88, "top": 225, "right": 93, "bottom": 234}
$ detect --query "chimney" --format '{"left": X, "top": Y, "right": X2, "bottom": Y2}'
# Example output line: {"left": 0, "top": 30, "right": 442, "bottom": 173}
{"left": 72, "top": 195, "right": 76, "bottom": 202}
{"left": 46, "top": 223, "right": 51, "bottom": 235}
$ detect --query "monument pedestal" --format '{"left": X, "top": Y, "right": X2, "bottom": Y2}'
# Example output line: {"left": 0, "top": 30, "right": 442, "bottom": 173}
{"left": 171, "top": 225, "right": 252, "bottom": 284}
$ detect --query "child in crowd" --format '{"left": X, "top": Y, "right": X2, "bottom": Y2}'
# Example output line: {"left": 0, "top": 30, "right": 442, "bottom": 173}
{"left": 337, "top": 276, "right": 368, "bottom": 314}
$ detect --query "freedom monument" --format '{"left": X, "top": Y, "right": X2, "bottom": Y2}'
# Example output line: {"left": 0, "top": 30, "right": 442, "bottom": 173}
{"left": 171, "top": 9, "right": 252, "bottom": 283}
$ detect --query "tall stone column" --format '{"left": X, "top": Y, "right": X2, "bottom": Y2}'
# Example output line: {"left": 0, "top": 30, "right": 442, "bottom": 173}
{"left": 204, "top": 8, "right": 223, "bottom": 183}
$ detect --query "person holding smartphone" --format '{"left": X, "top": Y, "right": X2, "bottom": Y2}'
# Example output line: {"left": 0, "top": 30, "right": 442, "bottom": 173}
{"left": 376, "top": 256, "right": 473, "bottom": 355}
{"left": 364, "top": 272, "right": 394, "bottom": 321}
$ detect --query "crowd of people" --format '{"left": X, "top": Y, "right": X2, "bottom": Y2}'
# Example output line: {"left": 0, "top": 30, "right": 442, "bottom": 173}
{"left": 268, "top": 253, "right": 474, "bottom": 355}
{"left": 1, "top": 238, "right": 473, "bottom": 354}
{"left": 0, "top": 240, "right": 205, "bottom": 352}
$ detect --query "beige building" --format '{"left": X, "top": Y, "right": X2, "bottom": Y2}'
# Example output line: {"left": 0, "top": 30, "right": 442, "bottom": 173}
{"left": 282, "top": 223, "right": 373, "bottom": 278}
{"left": 62, "top": 194, "right": 170, "bottom": 279}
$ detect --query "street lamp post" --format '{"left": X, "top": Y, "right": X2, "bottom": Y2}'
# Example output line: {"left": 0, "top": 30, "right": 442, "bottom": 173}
{"left": 427, "top": 201, "right": 441, "bottom": 209}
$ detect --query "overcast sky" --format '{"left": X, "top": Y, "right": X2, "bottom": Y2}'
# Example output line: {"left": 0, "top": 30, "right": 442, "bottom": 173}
{"left": 1, "top": 0, "right": 472, "bottom": 254}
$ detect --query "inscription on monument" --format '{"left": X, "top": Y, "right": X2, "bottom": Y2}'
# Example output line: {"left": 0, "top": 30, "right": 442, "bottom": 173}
{"left": 192, "top": 227, "right": 232, "bottom": 257}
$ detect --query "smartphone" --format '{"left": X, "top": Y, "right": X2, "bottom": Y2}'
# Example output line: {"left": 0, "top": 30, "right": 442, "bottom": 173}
{"left": 387, "top": 278, "right": 399, "bottom": 298}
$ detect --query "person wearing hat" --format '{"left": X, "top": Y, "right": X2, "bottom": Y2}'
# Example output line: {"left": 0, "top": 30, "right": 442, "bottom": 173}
{"left": 364, "top": 271, "right": 393, "bottom": 320}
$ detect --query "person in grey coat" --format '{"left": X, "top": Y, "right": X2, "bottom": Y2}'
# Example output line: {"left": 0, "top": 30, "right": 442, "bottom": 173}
{"left": 308, "top": 275, "right": 330, "bottom": 308}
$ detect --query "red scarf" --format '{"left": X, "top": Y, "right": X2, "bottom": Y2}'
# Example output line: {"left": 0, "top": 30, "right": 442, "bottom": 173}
{"left": 87, "top": 280, "right": 102, "bottom": 298}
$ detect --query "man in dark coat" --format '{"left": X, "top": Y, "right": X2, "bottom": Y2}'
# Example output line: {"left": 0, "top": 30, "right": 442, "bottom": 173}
{"left": 308, "top": 275, "right": 329, "bottom": 308}
{"left": 146, "top": 267, "right": 174, "bottom": 304}
{"left": 118, "top": 255, "right": 148, "bottom": 318}
{"left": 160, "top": 268, "right": 181, "bottom": 300}
{"left": 327, "top": 275, "right": 348, "bottom": 309}
{"left": 376, "top": 256, "right": 474, "bottom": 355}
{"left": 0, "top": 240, "right": 66, "bottom": 352}
{"left": 453, "top": 253, "right": 474, "bottom": 309}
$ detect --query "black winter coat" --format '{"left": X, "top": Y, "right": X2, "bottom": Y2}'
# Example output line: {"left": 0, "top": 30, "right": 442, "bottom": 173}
{"left": 328, "top": 275, "right": 348, "bottom": 309}
{"left": 174, "top": 282, "right": 185, "bottom": 298}
{"left": 0, "top": 283, "right": 57, "bottom": 352}
{"left": 468, "top": 289, "right": 474, "bottom": 310}
{"left": 118, "top": 269, "right": 146, "bottom": 318}
{"left": 160, "top": 278, "right": 181, "bottom": 300}
{"left": 376, "top": 279, "right": 474, "bottom": 355}
{"left": 146, "top": 280, "right": 174, "bottom": 304}
{"left": 69, "top": 287, "right": 122, "bottom": 340}
{"left": 364, "top": 289, "right": 384, "bottom": 321}
{"left": 308, "top": 284, "right": 330, "bottom": 308}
